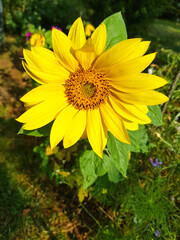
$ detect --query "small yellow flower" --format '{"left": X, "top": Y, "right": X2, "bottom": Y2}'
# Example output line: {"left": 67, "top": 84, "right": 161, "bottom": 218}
{"left": 29, "top": 33, "right": 45, "bottom": 47}
{"left": 85, "top": 23, "right": 95, "bottom": 37}
{"left": 78, "top": 186, "right": 88, "bottom": 202}
{"left": 16, "top": 17, "right": 168, "bottom": 158}
{"left": 57, "top": 170, "right": 70, "bottom": 177}
{"left": 45, "top": 145, "right": 58, "bottom": 156}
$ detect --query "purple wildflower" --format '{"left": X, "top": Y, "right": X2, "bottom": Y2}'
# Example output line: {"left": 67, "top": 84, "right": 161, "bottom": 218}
{"left": 25, "top": 32, "right": 32, "bottom": 41}
{"left": 154, "top": 229, "right": 161, "bottom": 237}
{"left": 178, "top": 126, "right": 180, "bottom": 132}
{"left": 51, "top": 26, "right": 62, "bottom": 31}
{"left": 26, "top": 32, "right": 32, "bottom": 37}
{"left": 149, "top": 158, "right": 163, "bottom": 168}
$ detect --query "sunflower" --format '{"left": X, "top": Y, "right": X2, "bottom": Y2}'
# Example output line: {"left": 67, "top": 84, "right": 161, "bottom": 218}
{"left": 16, "top": 17, "right": 168, "bottom": 158}
{"left": 85, "top": 23, "right": 95, "bottom": 37}
{"left": 29, "top": 33, "right": 45, "bottom": 47}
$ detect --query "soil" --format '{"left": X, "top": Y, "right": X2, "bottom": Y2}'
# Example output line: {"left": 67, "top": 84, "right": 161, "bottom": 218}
{"left": 0, "top": 36, "right": 104, "bottom": 240}
{"left": 0, "top": 36, "right": 30, "bottom": 119}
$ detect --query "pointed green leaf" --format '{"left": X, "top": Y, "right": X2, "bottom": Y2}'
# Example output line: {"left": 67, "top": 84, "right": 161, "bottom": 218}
{"left": 107, "top": 158, "right": 122, "bottom": 183}
{"left": 44, "top": 30, "right": 52, "bottom": 49}
{"left": 147, "top": 105, "right": 163, "bottom": 126}
{"left": 80, "top": 150, "right": 97, "bottom": 189}
{"left": 80, "top": 149, "right": 125, "bottom": 187}
{"left": 128, "top": 125, "right": 148, "bottom": 153}
{"left": 103, "top": 12, "right": 127, "bottom": 51}
{"left": 94, "top": 153, "right": 109, "bottom": 176}
{"left": 107, "top": 132, "right": 130, "bottom": 177}
{"left": 18, "top": 123, "right": 52, "bottom": 137}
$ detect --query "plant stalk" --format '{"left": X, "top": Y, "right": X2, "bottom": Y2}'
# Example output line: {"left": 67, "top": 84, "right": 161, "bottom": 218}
{"left": 161, "top": 68, "right": 180, "bottom": 115}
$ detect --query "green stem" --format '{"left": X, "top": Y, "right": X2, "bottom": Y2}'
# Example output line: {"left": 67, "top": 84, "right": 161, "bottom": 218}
{"left": 80, "top": 203, "right": 102, "bottom": 228}
{"left": 162, "top": 68, "right": 180, "bottom": 115}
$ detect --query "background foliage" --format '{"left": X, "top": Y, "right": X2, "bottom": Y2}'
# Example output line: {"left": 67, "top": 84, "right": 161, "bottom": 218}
{"left": 2, "top": 0, "right": 180, "bottom": 36}
{"left": 0, "top": 0, "right": 180, "bottom": 239}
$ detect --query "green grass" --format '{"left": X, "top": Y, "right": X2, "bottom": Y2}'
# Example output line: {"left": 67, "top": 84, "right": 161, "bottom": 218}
{"left": 145, "top": 19, "right": 180, "bottom": 53}
{"left": 0, "top": 18, "right": 180, "bottom": 239}
{"left": 0, "top": 123, "right": 71, "bottom": 240}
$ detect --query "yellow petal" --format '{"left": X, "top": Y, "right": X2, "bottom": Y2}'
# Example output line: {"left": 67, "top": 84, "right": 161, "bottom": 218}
{"left": 110, "top": 73, "right": 168, "bottom": 93}
{"left": 52, "top": 28, "right": 78, "bottom": 72}
{"left": 50, "top": 105, "right": 78, "bottom": 150}
{"left": 23, "top": 48, "right": 69, "bottom": 76}
{"left": 74, "top": 38, "right": 95, "bottom": 69}
{"left": 86, "top": 109, "right": 107, "bottom": 158}
{"left": 20, "top": 83, "right": 64, "bottom": 104}
{"left": 126, "top": 41, "right": 150, "bottom": 60}
{"left": 100, "top": 102, "right": 130, "bottom": 144}
{"left": 85, "top": 23, "right": 95, "bottom": 37}
{"left": 105, "top": 53, "right": 157, "bottom": 78}
{"left": 68, "top": 17, "right": 86, "bottom": 50}
{"left": 91, "top": 23, "right": 106, "bottom": 57}
{"left": 24, "top": 102, "right": 38, "bottom": 109}
{"left": 16, "top": 94, "right": 67, "bottom": 130}
{"left": 63, "top": 110, "right": 86, "bottom": 148}
{"left": 73, "top": 24, "right": 106, "bottom": 70}
{"left": 22, "top": 61, "right": 66, "bottom": 84}
{"left": 136, "top": 105, "right": 149, "bottom": 113}
{"left": 94, "top": 38, "right": 141, "bottom": 70}
{"left": 109, "top": 96, "right": 151, "bottom": 124}
{"left": 123, "top": 120, "right": 139, "bottom": 131}
{"left": 110, "top": 89, "right": 169, "bottom": 105}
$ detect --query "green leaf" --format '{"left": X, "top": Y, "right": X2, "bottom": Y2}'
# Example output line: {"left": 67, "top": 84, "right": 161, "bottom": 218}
{"left": 94, "top": 153, "right": 125, "bottom": 183}
{"left": 103, "top": 12, "right": 127, "bottom": 51}
{"left": 107, "top": 158, "right": 123, "bottom": 183}
{"left": 128, "top": 125, "right": 148, "bottom": 153}
{"left": 80, "top": 150, "right": 97, "bottom": 189}
{"left": 18, "top": 122, "right": 52, "bottom": 137}
{"left": 147, "top": 105, "right": 163, "bottom": 126}
{"left": 107, "top": 132, "right": 130, "bottom": 177}
{"left": 80, "top": 149, "right": 127, "bottom": 187}
{"left": 94, "top": 153, "right": 109, "bottom": 176}
{"left": 44, "top": 30, "right": 52, "bottom": 49}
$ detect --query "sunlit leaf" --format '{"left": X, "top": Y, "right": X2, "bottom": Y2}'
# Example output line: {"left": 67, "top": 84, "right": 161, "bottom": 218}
{"left": 107, "top": 132, "right": 130, "bottom": 177}
{"left": 94, "top": 153, "right": 109, "bottom": 176}
{"left": 148, "top": 105, "right": 163, "bottom": 126}
{"left": 128, "top": 125, "right": 148, "bottom": 153}
{"left": 18, "top": 123, "right": 52, "bottom": 137}
{"left": 103, "top": 12, "right": 127, "bottom": 51}
{"left": 107, "top": 159, "right": 123, "bottom": 183}
{"left": 80, "top": 150, "right": 97, "bottom": 189}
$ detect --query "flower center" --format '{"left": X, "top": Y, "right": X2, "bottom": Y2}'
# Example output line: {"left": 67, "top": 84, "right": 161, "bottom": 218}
{"left": 64, "top": 67, "right": 111, "bottom": 110}
{"left": 81, "top": 82, "right": 96, "bottom": 98}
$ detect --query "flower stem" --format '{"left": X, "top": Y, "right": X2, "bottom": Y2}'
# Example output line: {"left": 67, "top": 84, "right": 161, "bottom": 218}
{"left": 162, "top": 68, "right": 180, "bottom": 115}
{"left": 80, "top": 203, "right": 102, "bottom": 228}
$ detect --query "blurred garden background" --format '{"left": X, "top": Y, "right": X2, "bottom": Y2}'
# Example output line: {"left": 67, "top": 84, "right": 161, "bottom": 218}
{"left": 0, "top": 0, "right": 180, "bottom": 239}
